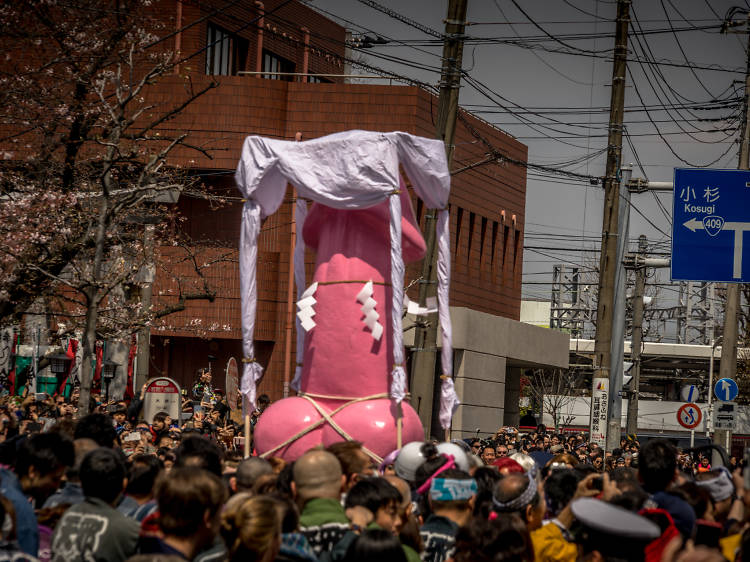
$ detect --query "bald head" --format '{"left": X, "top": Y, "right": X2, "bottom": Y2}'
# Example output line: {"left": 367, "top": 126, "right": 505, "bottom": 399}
{"left": 495, "top": 473, "right": 535, "bottom": 505}
{"left": 384, "top": 474, "right": 411, "bottom": 510}
{"left": 236, "top": 457, "right": 273, "bottom": 492}
{"left": 293, "top": 450, "right": 344, "bottom": 503}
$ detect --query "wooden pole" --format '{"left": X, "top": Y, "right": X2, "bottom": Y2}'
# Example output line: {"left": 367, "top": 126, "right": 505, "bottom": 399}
{"left": 244, "top": 414, "right": 251, "bottom": 458}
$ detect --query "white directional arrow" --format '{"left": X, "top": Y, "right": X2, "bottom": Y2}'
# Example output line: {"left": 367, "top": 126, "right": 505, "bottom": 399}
{"left": 682, "top": 218, "right": 703, "bottom": 232}
{"left": 722, "top": 379, "right": 731, "bottom": 400}
{"left": 683, "top": 217, "right": 750, "bottom": 278}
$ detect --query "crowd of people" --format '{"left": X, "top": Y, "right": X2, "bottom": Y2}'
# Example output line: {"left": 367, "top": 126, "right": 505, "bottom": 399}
{"left": 0, "top": 378, "right": 746, "bottom": 561}
{"left": 468, "top": 426, "right": 739, "bottom": 477}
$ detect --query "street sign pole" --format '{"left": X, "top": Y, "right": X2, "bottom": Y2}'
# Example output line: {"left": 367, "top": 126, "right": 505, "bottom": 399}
{"left": 716, "top": 13, "right": 750, "bottom": 461}
{"left": 607, "top": 165, "right": 632, "bottom": 452}
{"left": 592, "top": 0, "right": 631, "bottom": 453}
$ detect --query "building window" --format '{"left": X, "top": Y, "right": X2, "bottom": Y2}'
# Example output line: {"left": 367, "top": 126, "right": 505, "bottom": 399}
{"left": 308, "top": 74, "right": 332, "bottom": 83}
{"left": 263, "top": 50, "right": 295, "bottom": 80}
{"left": 205, "top": 23, "right": 248, "bottom": 76}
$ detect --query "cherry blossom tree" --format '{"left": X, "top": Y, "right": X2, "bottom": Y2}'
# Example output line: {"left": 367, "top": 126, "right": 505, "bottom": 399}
{"left": 0, "top": 0, "right": 222, "bottom": 413}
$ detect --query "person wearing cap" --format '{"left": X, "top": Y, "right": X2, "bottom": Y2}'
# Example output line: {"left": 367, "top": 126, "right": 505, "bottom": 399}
{"left": 418, "top": 467, "right": 476, "bottom": 562}
{"left": 571, "top": 497, "right": 660, "bottom": 561}
{"left": 696, "top": 467, "right": 744, "bottom": 532}
{"left": 292, "top": 450, "right": 349, "bottom": 557}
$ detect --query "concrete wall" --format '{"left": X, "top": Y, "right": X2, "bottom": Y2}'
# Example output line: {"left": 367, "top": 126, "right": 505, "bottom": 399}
{"left": 450, "top": 307, "right": 569, "bottom": 369}
{"left": 445, "top": 307, "right": 569, "bottom": 438}
{"left": 451, "top": 351, "right": 507, "bottom": 438}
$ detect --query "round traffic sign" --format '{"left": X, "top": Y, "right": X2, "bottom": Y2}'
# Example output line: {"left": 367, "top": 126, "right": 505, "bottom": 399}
{"left": 677, "top": 403, "right": 702, "bottom": 430}
{"left": 680, "top": 384, "right": 699, "bottom": 403}
{"left": 714, "top": 378, "right": 739, "bottom": 402}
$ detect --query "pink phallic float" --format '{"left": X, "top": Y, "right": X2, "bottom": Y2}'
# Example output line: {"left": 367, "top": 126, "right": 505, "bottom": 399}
{"left": 254, "top": 188, "right": 426, "bottom": 460}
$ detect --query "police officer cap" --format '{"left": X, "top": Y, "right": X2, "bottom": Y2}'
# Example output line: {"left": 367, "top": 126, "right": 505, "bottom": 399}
{"left": 572, "top": 498, "right": 660, "bottom": 541}
{"left": 571, "top": 498, "right": 660, "bottom": 561}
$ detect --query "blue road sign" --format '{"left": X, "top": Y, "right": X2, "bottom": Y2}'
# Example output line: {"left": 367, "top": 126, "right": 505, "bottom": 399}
{"left": 672, "top": 168, "right": 750, "bottom": 282}
{"left": 714, "top": 377, "right": 739, "bottom": 402}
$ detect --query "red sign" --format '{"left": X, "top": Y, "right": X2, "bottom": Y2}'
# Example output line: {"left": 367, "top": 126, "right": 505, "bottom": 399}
{"left": 146, "top": 380, "right": 178, "bottom": 393}
{"left": 677, "top": 403, "right": 702, "bottom": 430}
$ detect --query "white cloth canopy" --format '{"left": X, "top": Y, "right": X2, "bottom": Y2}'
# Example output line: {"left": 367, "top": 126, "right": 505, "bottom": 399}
{"left": 235, "top": 129, "right": 459, "bottom": 429}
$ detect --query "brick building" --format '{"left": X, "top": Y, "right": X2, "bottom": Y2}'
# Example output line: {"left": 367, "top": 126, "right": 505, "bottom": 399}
{"left": 139, "top": 0, "right": 572, "bottom": 435}
{"left": 0, "top": 0, "right": 565, "bottom": 432}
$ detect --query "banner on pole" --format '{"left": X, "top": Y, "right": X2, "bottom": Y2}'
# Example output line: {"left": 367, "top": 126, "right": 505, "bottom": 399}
{"left": 590, "top": 378, "right": 609, "bottom": 447}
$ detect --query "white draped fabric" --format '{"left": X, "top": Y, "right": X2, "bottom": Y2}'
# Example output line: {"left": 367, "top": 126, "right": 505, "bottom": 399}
{"left": 437, "top": 209, "right": 460, "bottom": 428}
{"left": 235, "top": 130, "right": 456, "bottom": 425}
{"left": 239, "top": 201, "right": 264, "bottom": 417}
{"left": 389, "top": 189, "right": 407, "bottom": 403}
{"left": 290, "top": 198, "right": 308, "bottom": 392}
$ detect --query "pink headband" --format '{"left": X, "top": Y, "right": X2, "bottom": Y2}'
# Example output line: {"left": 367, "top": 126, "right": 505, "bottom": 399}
{"left": 416, "top": 455, "right": 455, "bottom": 495}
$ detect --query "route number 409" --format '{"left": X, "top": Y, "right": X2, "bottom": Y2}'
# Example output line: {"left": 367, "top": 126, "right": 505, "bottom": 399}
{"left": 704, "top": 216, "right": 724, "bottom": 231}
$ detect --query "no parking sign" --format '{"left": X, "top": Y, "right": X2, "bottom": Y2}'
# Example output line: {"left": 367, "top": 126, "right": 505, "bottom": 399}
{"left": 677, "top": 403, "right": 702, "bottom": 430}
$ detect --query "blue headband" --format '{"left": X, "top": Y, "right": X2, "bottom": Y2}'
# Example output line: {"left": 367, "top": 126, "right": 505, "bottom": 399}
{"left": 429, "top": 478, "right": 478, "bottom": 501}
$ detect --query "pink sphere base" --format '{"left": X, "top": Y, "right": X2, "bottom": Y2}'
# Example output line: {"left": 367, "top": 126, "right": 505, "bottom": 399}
{"left": 254, "top": 397, "right": 424, "bottom": 461}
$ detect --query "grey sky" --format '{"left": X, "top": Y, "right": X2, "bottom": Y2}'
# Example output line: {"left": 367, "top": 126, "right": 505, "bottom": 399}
{"left": 309, "top": 0, "right": 746, "bottom": 332}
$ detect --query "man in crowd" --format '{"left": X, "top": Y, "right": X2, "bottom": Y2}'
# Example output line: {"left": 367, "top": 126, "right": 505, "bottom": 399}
{"left": 327, "top": 440, "right": 376, "bottom": 491}
{"left": 2, "top": 432, "right": 74, "bottom": 555}
{"left": 420, "top": 469, "right": 476, "bottom": 562}
{"left": 639, "top": 438, "right": 696, "bottom": 538}
{"left": 51, "top": 448, "right": 139, "bottom": 562}
{"left": 234, "top": 456, "right": 273, "bottom": 494}
{"left": 293, "top": 449, "right": 349, "bottom": 556}
{"left": 144, "top": 466, "right": 226, "bottom": 559}
{"left": 42, "top": 437, "right": 98, "bottom": 509}
{"left": 480, "top": 445, "right": 496, "bottom": 465}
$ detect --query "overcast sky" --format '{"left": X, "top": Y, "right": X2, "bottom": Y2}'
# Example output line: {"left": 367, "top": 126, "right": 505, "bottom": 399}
{"left": 309, "top": 0, "right": 747, "bottom": 339}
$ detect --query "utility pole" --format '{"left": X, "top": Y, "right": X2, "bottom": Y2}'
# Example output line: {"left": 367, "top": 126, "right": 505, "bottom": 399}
{"left": 410, "top": 0, "right": 468, "bottom": 437}
{"left": 626, "top": 235, "right": 647, "bottom": 435}
{"left": 136, "top": 223, "right": 155, "bottom": 390}
{"left": 591, "top": 0, "right": 631, "bottom": 451}
{"left": 715, "top": 12, "right": 750, "bottom": 457}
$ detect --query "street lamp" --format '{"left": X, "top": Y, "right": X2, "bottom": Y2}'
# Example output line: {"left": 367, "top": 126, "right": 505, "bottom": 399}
{"left": 49, "top": 353, "right": 72, "bottom": 397}
{"left": 101, "top": 360, "right": 119, "bottom": 402}
{"left": 49, "top": 354, "right": 71, "bottom": 375}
